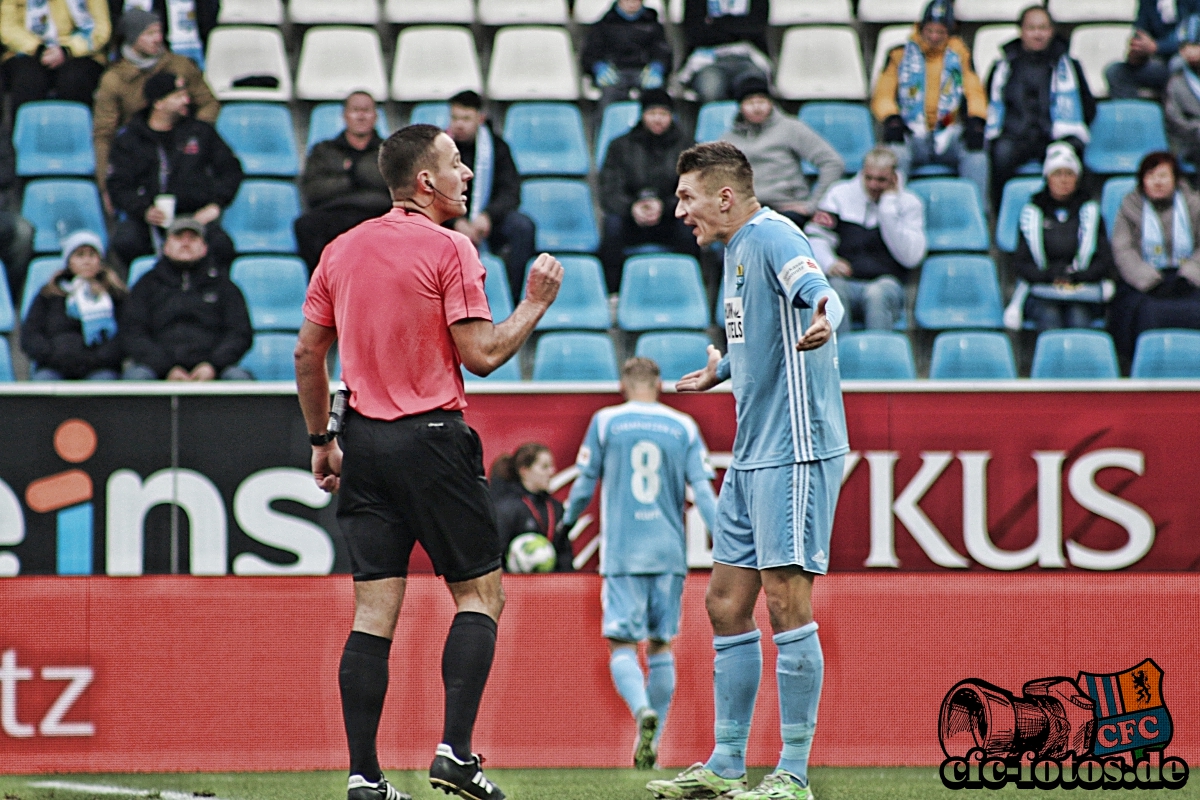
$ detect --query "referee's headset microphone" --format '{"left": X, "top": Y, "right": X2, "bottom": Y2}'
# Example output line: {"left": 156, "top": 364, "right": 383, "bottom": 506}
{"left": 397, "top": 177, "right": 452, "bottom": 209}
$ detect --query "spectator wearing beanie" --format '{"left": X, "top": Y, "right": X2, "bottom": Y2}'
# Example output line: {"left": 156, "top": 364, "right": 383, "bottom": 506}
{"left": 0, "top": 0, "right": 111, "bottom": 110}
{"left": 598, "top": 89, "right": 698, "bottom": 293}
{"left": 581, "top": 0, "right": 674, "bottom": 113}
{"left": 105, "top": 0, "right": 218, "bottom": 65}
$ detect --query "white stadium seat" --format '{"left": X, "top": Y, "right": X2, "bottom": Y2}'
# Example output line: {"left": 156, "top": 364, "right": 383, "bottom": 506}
{"left": 295, "top": 27, "right": 388, "bottom": 101}
{"left": 955, "top": 0, "right": 1030, "bottom": 22}
{"left": 386, "top": 0, "right": 474, "bottom": 24}
{"left": 216, "top": 0, "right": 282, "bottom": 25}
{"left": 972, "top": 25, "right": 1019, "bottom": 82}
{"left": 857, "top": 0, "right": 924, "bottom": 23}
{"left": 871, "top": 25, "right": 910, "bottom": 87}
{"left": 289, "top": 0, "right": 378, "bottom": 25}
{"left": 204, "top": 26, "right": 292, "bottom": 101}
{"left": 487, "top": 26, "right": 579, "bottom": 101}
{"left": 769, "top": 0, "right": 852, "bottom": 25}
{"left": 1071, "top": 24, "right": 1134, "bottom": 98}
{"left": 391, "top": 26, "right": 483, "bottom": 101}
{"left": 1048, "top": 0, "right": 1136, "bottom": 23}
{"left": 478, "top": 0, "right": 568, "bottom": 25}
{"left": 775, "top": 26, "right": 866, "bottom": 101}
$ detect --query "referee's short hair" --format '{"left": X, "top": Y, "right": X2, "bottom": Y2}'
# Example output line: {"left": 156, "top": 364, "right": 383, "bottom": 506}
{"left": 378, "top": 123, "right": 443, "bottom": 193}
{"left": 677, "top": 141, "right": 755, "bottom": 199}
{"left": 621, "top": 357, "right": 661, "bottom": 386}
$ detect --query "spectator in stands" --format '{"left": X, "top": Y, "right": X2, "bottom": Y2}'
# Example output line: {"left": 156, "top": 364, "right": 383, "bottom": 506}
{"left": 1006, "top": 142, "right": 1113, "bottom": 333}
{"left": 872, "top": 0, "right": 989, "bottom": 208}
{"left": 490, "top": 443, "right": 573, "bottom": 573}
{"left": 121, "top": 216, "right": 253, "bottom": 380}
{"left": 106, "top": 0, "right": 218, "bottom": 65}
{"left": 805, "top": 147, "right": 926, "bottom": 333}
{"left": 722, "top": 76, "right": 844, "bottom": 227}
{"left": 1164, "top": 15, "right": 1200, "bottom": 166}
{"left": 108, "top": 70, "right": 242, "bottom": 271}
{"left": 446, "top": 90, "right": 536, "bottom": 305}
{"left": 986, "top": 5, "right": 1094, "bottom": 211}
{"left": 294, "top": 91, "right": 392, "bottom": 272}
{"left": 677, "top": 0, "right": 770, "bottom": 104}
{"left": 0, "top": 0, "right": 110, "bottom": 110}
{"left": 1106, "top": 0, "right": 1200, "bottom": 99}
{"left": 599, "top": 89, "right": 697, "bottom": 293}
{"left": 0, "top": 122, "right": 34, "bottom": 307}
{"left": 581, "top": 0, "right": 673, "bottom": 113}
{"left": 21, "top": 230, "right": 126, "bottom": 380}
{"left": 1109, "top": 151, "right": 1200, "bottom": 363}
{"left": 93, "top": 9, "right": 219, "bottom": 213}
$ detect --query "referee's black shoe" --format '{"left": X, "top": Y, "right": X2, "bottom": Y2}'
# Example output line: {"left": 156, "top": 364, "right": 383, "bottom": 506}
{"left": 347, "top": 774, "right": 411, "bottom": 800}
{"left": 429, "top": 743, "right": 506, "bottom": 800}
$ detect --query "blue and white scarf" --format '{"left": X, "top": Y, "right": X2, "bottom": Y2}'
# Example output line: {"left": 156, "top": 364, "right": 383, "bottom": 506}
{"left": 469, "top": 124, "right": 493, "bottom": 222}
{"left": 897, "top": 38, "right": 965, "bottom": 140}
{"left": 1141, "top": 191, "right": 1194, "bottom": 269}
{"left": 25, "top": 0, "right": 95, "bottom": 48}
{"left": 64, "top": 277, "right": 117, "bottom": 346}
{"left": 1182, "top": 64, "right": 1200, "bottom": 104}
{"left": 1019, "top": 200, "right": 1107, "bottom": 302}
{"left": 123, "top": 0, "right": 204, "bottom": 66}
{"left": 707, "top": 0, "right": 750, "bottom": 16}
{"left": 986, "top": 53, "right": 1089, "bottom": 144}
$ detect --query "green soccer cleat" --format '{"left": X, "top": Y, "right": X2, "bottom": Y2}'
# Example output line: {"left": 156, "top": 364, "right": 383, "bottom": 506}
{"left": 645, "top": 763, "right": 748, "bottom": 798}
{"left": 734, "top": 771, "right": 814, "bottom": 800}
{"left": 634, "top": 708, "right": 659, "bottom": 770}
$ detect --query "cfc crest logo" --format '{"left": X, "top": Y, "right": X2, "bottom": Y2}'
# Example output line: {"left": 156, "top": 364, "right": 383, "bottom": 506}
{"left": 1078, "top": 659, "right": 1172, "bottom": 758}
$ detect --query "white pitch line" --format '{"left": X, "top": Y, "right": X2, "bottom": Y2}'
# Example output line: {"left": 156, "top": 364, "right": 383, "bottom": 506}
{"left": 30, "top": 780, "right": 232, "bottom": 800}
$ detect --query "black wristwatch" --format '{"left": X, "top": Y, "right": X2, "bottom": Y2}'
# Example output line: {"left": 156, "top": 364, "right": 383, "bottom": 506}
{"left": 309, "top": 431, "right": 336, "bottom": 446}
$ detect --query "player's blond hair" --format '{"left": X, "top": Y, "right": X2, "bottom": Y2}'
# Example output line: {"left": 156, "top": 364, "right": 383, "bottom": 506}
{"left": 621, "top": 357, "right": 661, "bottom": 387}
{"left": 676, "top": 141, "right": 755, "bottom": 199}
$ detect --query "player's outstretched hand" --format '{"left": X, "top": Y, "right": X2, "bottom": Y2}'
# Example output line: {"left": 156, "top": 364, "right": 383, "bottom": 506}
{"left": 677, "top": 344, "right": 724, "bottom": 392}
{"left": 526, "top": 253, "right": 564, "bottom": 309}
{"left": 796, "top": 296, "right": 833, "bottom": 351}
{"left": 312, "top": 441, "right": 343, "bottom": 493}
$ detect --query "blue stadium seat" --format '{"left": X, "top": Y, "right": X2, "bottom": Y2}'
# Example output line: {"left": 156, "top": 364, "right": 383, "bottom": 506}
{"left": 908, "top": 178, "right": 990, "bottom": 252}
{"left": 504, "top": 102, "right": 590, "bottom": 176}
{"left": 594, "top": 100, "right": 640, "bottom": 169}
{"left": 695, "top": 101, "right": 737, "bottom": 142}
{"left": 20, "top": 256, "right": 62, "bottom": 318}
{"left": 534, "top": 255, "right": 609, "bottom": 330}
{"left": 532, "top": 332, "right": 619, "bottom": 381}
{"left": 0, "top": 340, "right": 12, "bottom": 381}
{"left": 634, "top": 331, "right": 712, "bottom": 381}
{"left": 1031, "top": 329, "right": 1119, "bottom": 379}
{"left": 13, "top": 101, "right": 94, "bottom": 177}
{"left": 914, "top": 255, "right": 1004, "bottom": 329}
{"left": 617, "top": 254, "right": 709, "bottom": 331}
{"left": 910, "top": 164, "right": 955, "bottom": 177}
{"left": 216, "top": 102, "right": 300, "bottom": 176}
{"left": 230, "top": 255, "right": 308, "bottom": 331}
{"left": 837, "top": 331, "right": 916, "bottom": 379}
{"left": 222, "top": 180, "right": 301, "bottom": 253}
{"left": 409, "top": 101, "right": 450, "bottom": 128}
{"left": 1130, "top": 329, "right": 1200, "bottom": 378}
{"left": 1085, "top": 100, "right": 1168, "bottom": 174}
{"left": 306, "top": 102, "right": 391, "bottom": 151}
{"left": 995, "top": 177, "right": 1043, "bottom": 253}
{"left": 520, "top": 179, "right": 600, "bottom": 252}
{"left": 797, "top": 102, "right": 875, "bottom": 173}
{"left": 127, "top": 255, "right": 158, "bottom": 287}
{"left": 463, "top": 358, "right": 521, "bottom": 381}
{"left": 481, "top": 253, "right": 514, "bottom": 320}
{"left": 0, "top": 272, "right": 14, "bottom": 333}
{"left": 239, "top": 332, "right": 299, "bottom": 380}
{"left": 929, "top": 331, "right": 1017, "bottom": 379}
{"left": 1101, "top": 175, "right": 1137, "bottom": 235}
{"left": 21, "top": 179, "right": 107, "bottom": 253}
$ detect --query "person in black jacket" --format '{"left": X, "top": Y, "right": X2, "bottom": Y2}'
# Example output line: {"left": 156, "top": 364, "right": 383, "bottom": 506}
{"left": 598, "top": 89, "right": 698, "bottom": 292}
{"left": 22, "top": 230, "right": 126, "bottom": 380}
{"left": 108, "top": 70, "right": 243, "bottom": 270}
{"left": 490, "top": 443, "right": 573, "bottom": 573}
{"left": 677, "top": 0, "right": 770, "bottom": 104}
{"left": 581, "top": 0, "right": 674, "bottom": 112}
{"left": 107, "top": 0, "right": 219, "bottom": 63}
{"left": 121, "top": 216, "right": 253, "bottom": 380}
{"left": 446, "top": 90, "right": 536, "bottom": 304}
{"left": 294, "top": 91, "right": 392, "bottom": 271}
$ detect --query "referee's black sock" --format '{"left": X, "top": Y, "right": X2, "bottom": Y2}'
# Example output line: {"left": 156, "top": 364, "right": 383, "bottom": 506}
{"left": 440, "top": 611, "right": 497, "bottom": 762}
{"left": 340, "top": 630, "right": 392, "bottom": 782}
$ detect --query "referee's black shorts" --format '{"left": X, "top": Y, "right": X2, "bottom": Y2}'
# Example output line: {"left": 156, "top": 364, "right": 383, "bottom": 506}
{"left": 336, "top": 408, "right": 502, "bottom": 583}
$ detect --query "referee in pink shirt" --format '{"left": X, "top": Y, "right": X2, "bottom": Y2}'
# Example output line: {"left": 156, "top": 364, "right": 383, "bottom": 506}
{"left": 295, "top": 124, "right": 562, "bottom": 800}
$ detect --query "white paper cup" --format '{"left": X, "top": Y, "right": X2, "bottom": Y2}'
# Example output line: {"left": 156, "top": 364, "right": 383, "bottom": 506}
{"left": 154, "top": 194, "right": 176, "bottom": 227}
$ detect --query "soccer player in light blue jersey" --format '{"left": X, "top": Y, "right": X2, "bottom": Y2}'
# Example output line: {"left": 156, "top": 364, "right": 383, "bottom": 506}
{"left": 646, "top": 142, "right": 848, "bottom": 800}
{"left": 564, "top": 356, "right": 719, "bottom": 771}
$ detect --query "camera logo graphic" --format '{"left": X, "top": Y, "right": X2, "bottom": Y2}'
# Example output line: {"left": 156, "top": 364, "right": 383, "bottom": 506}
{"left": 938, "top": 659, "right": 1188, "bottom": 790}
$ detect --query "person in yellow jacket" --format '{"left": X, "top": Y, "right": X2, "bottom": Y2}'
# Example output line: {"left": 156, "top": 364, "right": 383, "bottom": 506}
{"left": 1, "top": 0, "right": 110, "bottom": 110}
{"left": 870, "top": 0, "right": 989, "bottom": 208}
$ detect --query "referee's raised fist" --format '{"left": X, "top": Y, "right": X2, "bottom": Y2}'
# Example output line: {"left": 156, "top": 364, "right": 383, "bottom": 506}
{"left": 526, "top": 253, "right": 564, "bottom": 308}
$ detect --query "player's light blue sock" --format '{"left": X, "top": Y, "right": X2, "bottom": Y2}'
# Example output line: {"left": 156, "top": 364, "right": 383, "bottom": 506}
{"left": 774, "top": 622, "right": 823, "bottom": 788}
{"left": 705, "top": 629, "right": 761, "bottom": 779}
{"left": 609, "top": 648, "right": 650, "bottom": 717}
{"left": 646, "top": 651, "right": 675, "bottom": 746}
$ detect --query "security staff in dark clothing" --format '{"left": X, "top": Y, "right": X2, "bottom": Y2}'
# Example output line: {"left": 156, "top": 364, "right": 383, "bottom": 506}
{"left": 489, "top": 443, "right": 574, "bottom": 572}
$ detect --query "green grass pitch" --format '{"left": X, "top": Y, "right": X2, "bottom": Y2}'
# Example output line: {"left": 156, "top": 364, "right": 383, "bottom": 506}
{"left": 1, "top": 768, "right": 1196, "bottom": 800}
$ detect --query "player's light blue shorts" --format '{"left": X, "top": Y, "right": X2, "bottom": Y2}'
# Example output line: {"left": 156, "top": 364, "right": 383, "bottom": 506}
{"left": 712, "top": 456, "right": 844, "bottom": 574}
{"left": 602, "top": 573, "right": 686, "bottom": 643}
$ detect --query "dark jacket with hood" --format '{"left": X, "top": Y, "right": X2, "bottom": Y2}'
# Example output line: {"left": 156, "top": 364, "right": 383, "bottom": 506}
{"left": 682, "top": 0, "right": 768, "bottom": 55}
{"left": 22, "top": 271, "right": 126, "bottom": 378}
{"left": 581, "top": 2, "right": 673, "bottom": 77}
{"left": 987, "top": 36, "right": 1096, "bottom": 145}
{"left": 453, "top": 124, "right": 521, "bottom": 226}
{"left": 600, "top": 120, "right": 693, "bottom": 219}
{"left": 491, "top": 479, "right": 573, "bottom": 573}
{"left": 300, "top": 131, "right": 391, "bottom": 213}
{"left": 1012, "top": 187, "right": 1113, "bottom": 285}
{"left": 120, "top": 254, "right": 252, "bottom": 376}
{"left": 107, "top": 111, "right": 244, "bottom": 221}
